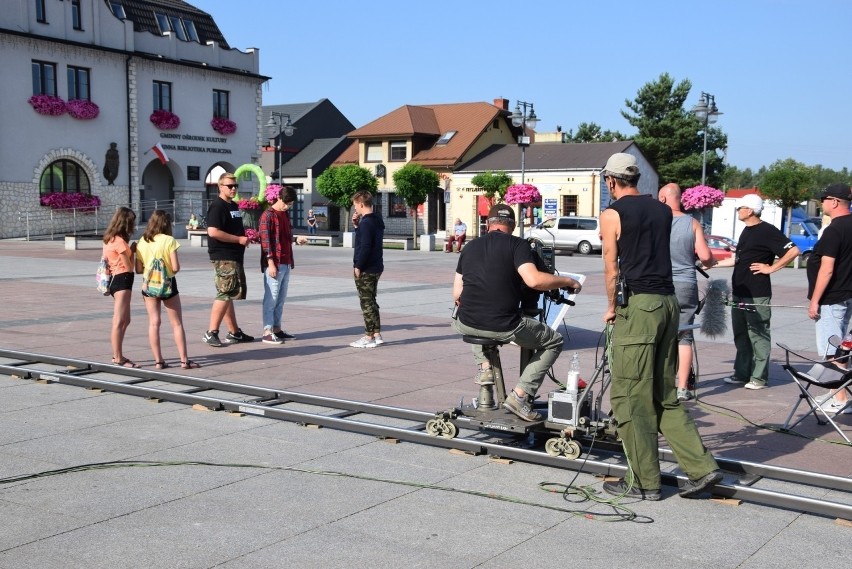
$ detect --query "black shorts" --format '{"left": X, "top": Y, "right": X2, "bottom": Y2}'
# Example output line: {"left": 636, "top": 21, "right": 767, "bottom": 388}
{"left": 109, "top": 272, "right": 134, "bottom": 296}
{"left": 141, "top": 276, "right": 179, "bottom": 300}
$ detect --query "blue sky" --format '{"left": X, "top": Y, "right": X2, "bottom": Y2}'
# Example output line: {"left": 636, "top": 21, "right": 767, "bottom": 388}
{"left": 192, "top": 0, "right": 851, "bottom": 172}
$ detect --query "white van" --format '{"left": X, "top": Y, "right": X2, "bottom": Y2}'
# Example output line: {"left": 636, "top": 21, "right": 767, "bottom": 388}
{"left": 524, "top": 216, "right": 601, "bottom": 254}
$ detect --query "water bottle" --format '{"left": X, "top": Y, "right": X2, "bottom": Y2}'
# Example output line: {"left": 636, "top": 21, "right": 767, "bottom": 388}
{"left": 567, "top": 352, "right": 580, "bottom": 393}
{"left": 841, "top": 333, "right": 852, "bottom": 351}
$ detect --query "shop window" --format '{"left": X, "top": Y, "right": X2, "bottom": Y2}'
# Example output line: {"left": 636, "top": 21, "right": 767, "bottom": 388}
{"left": 389, "top": 193, "right": 407, "bottom": 218}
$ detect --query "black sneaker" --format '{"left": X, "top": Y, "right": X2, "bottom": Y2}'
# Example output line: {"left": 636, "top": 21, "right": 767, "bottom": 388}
{"left": 202, "top": 330, "right": 224, "bottom": 348}
{"left": 502, "top": 391, "right": 542, "bottom": 422}
{"left": 603, "top": 479, "right": 662, "bottom": 501}
{"left": 275, "top": 330, "right": 296, "bottom": 340}
{"left": 227, "top": 328, "right": 255, "bottom": 343}
{"left": 679, "top": 470, "right": 724, "bottom": 498}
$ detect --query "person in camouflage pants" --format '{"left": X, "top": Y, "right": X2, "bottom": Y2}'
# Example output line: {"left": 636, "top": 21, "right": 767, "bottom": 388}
{"left": 349, "top": 190, "right": 386, "bottom": 349}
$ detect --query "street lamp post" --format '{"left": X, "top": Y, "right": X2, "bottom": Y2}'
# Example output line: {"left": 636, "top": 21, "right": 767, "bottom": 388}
{"left": 690, "top": 92, "right": 722, "bottom": 186}
{"left": 266, "top": 111, "right": 295, "bottom": 182}
{"left": 510, "top": 100, "right": 538, "bottom": 237}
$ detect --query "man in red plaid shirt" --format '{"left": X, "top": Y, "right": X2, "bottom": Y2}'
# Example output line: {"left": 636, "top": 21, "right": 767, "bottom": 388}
{"left": 259, "top": 185, "right": 307, "bottom": 344}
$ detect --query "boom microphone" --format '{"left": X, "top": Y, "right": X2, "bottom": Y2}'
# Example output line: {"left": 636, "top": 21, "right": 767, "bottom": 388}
{"left": 699, "top": 279, "right": 729, "bottom": 338}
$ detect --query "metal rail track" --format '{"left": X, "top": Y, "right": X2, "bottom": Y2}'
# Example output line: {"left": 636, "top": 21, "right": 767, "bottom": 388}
{"left": 2, "top": 348, "right": 850, "bottom": 520}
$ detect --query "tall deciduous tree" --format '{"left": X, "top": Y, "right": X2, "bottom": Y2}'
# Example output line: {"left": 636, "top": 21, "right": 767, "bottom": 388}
{"left": 470, "top": 170, "right": 513, "bottom": 202}
{"left": 621, "top": 73, "right": 727, "bottom": 188}
{"left": 563, "top": 122, "right": 627, "bottom": 143}
{"left": 759, "top": 158, "right": 814, "bottom": 235}
{"left": 392, "top": 163, "right": 440, "bottom": 245}
{"left": 316, "top": 164, "right": 378, "bottom": 231}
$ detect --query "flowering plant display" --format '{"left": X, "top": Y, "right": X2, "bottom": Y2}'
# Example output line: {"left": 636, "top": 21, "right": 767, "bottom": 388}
{"left": 244, "top": 228, "right": 260, "bottom": 244}
{"left": 504, "top": 183, "right": 541, "bottom": 205}
{"left": 40, "top": 192, "right": 101, "bottom": 211}
{"left": 211, "top": 117, "right": 237, "bottom": 135}
{"left": 237, "top": 196, "right": 262, "bottom": 210}
{"left": 681, "top": 185, "right": 725, "bottom": 211}
{"left": 28, "top": 94, "right": 67, "bottom": 116}
{"left": 264, "top": 184, "right": 282, "bottom": 205}
{"left": 66, "top": 99, "right": 100, "bottom": 120}
{"left": 150, "top": 109, "right": 181, "bottom": 130}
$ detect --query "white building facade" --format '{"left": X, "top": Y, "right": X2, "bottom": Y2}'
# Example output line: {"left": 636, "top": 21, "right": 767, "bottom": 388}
{"left": 0, "top": 0, "right": 266, "bottom": 238}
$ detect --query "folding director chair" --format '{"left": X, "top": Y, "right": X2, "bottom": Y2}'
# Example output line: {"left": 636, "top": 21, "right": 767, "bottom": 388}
{"left": 777, "top": 341, "right": 852, "bottom": 443}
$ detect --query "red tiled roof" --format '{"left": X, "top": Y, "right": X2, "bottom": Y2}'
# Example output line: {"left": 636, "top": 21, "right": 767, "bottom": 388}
{"left": 344, "top": 102, "right": 509, "bottom": 169}
{"left": 726, "top": 188, "right": 763, "bottom": 197}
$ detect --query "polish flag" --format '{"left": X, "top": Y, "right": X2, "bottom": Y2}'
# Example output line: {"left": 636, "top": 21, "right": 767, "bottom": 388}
{"left": 151, "top": 142, "right": 169, "bottom": 164}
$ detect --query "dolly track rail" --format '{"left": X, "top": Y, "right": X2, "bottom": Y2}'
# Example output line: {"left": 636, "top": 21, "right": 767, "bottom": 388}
{"left": 1, "top": 349, "right": 850, "bottom": 520}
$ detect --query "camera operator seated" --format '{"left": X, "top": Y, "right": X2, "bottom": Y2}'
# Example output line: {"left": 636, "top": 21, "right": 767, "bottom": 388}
{"left": 452, "top": 204, "right": 582, "bottom": 421}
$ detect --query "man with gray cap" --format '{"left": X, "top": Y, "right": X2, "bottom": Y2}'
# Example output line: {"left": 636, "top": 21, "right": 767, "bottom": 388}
{"left": 715, "top": 193, "right": 799, "bottom": 389}
{"left": 600, "top": 153, "right": 721, "bottom": 501}
{"left": 807, "top": 183, "right": 852, "bottom": 414}
{"left": 452, "top": 203, "right": 582, "bottom": 421}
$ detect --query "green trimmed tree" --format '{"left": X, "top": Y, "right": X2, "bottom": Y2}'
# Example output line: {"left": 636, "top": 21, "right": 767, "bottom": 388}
{"left": 759, "top": 158, "right": 814, "bottom": 236}
{"left": 393, "top": 163, "right": 440, "bottom": 245}
{"left": 470, "top": 170, "right": 513, "bottom": 202}
{"left": 316, "top": 164, "right": 378, "bottom": 231}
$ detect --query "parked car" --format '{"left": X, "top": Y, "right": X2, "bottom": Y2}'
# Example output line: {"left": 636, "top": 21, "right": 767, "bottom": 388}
{"left": 707, "top": 235, "right": 737, "bottom": 252}
{"left": 705, "top": 235, "right": 735, "bottom": 260}
{"left": 524, "top": 216, "right": 601, "bottom": 254}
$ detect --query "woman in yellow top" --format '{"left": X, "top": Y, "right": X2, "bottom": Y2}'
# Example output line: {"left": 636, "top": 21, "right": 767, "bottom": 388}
{"left": 135, "top": 210, "right": 200, "bottom": 370}
{"left": 103, "top": 207, "right": 137, "bottom": 367}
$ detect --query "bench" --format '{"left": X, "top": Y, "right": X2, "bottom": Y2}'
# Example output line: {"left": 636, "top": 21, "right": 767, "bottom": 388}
{"left": 187, "top": 230, "right": 207, "bottom": 247}
{"left": 294, "top": 234, "right": 340, "bottom": 247}
{"left": 383, "top": 237, "right": 413, "bottom": 250}
{"left": 64, "top": 233, "right": 102, "bottom": 250}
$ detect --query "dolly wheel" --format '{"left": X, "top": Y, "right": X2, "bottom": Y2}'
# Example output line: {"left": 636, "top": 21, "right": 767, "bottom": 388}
{"left": 563, "top": 440, "right": 582, "bottom": 459}
{"left": 545, "top": 438, "right": 562, "bottom": 457}
{"left": 426, "top": 418, "right": 458, "bottom": 439}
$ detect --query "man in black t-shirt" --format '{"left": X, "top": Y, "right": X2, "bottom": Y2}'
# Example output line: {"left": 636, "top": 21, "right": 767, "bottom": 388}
{"left": 452, "top": 204, "right": 581, "bottom": 422}
{"left": 715, "top": 193, "right": 799, "bottom": 389}
{"left": 807, "top": 183, "right": 852, "bottom": 414}
{"left": 202, "top": 172, "right": 254, "bottom": 348}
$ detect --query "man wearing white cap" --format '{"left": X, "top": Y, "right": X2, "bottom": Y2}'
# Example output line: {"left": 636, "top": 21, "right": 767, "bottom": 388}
{"left": 714, "top": 193, "right": 799, "bottom": 389}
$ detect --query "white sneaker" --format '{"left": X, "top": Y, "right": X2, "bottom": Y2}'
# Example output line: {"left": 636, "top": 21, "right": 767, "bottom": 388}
{"left": 820, "top": 398, "right": 852, "bottom": 415}
{"left": 373, "top": 333, "right": 385, "bottom": 346}
{"left": 744, "top": 381, "right": 767, "bottom": 390}
{"left": 349, "top": 335, "right": 377, "bottom": 349}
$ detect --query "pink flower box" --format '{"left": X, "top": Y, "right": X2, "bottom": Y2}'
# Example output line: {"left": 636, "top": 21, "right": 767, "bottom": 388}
{"left": 150, "top": 109, "right": 181, "bottom": 130}
{"left": 39, "top": 192, "right": 101, "bottom": 211}
{"left": 504, "top": 184, "right": 541, "bottom": 205}
{"left": 682, "top": 185, "right": 725, "bottom": 211}
{"left": 28, "top": 94, "right": 67, "bottom": 116}
{"left": 66, "top": 99, "right": 100, "bottom": 120}
{"left": 211, "top": 117, "right": 237, "bottom": 135}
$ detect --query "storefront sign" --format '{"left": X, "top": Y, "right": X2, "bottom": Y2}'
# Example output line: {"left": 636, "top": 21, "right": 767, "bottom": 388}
{"left": 159, "top": 132, "right": 232, "bottom": 154}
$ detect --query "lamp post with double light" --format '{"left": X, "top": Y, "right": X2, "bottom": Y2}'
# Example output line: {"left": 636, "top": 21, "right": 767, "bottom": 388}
{"left": 266, "top": 112, "right": 295, "bottom": 182}
{"left": 510, "top": 101, "right": 538, "bottom": 237}
{"left": 690, "top": 92, "right": 722, "bottom": 186}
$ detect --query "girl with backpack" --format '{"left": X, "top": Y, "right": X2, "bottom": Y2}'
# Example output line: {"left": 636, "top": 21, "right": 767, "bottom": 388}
{"left": 135, "top": 210, "right": 200, "bottom": 370}
{"left": 103, "top": 207, "right": 138, "bottom": 368}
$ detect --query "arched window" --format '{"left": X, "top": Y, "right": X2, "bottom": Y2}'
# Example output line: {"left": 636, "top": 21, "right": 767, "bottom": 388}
{"left": 39, "top": 159, "right": 91, "bottom": 195}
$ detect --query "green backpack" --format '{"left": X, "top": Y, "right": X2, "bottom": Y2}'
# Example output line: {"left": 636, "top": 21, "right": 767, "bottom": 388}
{"left": 144, "top": 258, "right": 173, "bottom": 298}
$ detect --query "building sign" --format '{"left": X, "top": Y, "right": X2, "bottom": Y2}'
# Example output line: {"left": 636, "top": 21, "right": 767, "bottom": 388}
{"left": 159, "top": 132, "right": 232, "bottom": 154}
{"left": 543, "top": 198, "right": 558, "bottom": 218}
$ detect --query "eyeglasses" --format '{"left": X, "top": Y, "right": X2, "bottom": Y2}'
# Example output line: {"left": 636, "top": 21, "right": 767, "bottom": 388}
{"left": 736, "top": 206, "right": 751, "bottom": 211}
{"left": 220, "top": 183, "right": 238, "bottom": 189}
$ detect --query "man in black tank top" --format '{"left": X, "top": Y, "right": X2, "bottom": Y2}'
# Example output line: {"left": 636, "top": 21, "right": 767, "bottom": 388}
{"left": 599, "top": 153, "right": 721, "bottom": 501}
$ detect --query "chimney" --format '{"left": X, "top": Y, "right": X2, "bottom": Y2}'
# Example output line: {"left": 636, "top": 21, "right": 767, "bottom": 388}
{"left": 493, "top": 97, "right": 509, "bottom": 110}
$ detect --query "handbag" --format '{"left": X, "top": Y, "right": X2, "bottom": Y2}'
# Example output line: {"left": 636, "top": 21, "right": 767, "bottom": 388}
{"left": 96, "top": 256, "right": 112, "bottom": 296}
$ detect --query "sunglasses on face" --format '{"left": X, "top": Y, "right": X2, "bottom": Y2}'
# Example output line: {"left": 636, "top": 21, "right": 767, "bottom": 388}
{"left": 221, "top": 183, "right": 238, "bottom": 189}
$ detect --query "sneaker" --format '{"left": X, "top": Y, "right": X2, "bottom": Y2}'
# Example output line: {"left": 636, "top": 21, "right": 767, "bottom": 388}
{"left": 744, "top": 381, "right": 767, "bottom": 390}
{"left": 275, "top": 330, "right": 296, "bottom": 340}
{"left": 723, "top": 376, "right": 748, "bottom": 385}
{"left": 820, "top": 398, "right": 852, "bottom": 415}
{"left": 602, "top": 479, "right": 662, "bottom": 501}
{"left": 679, "top": 470, "right": 724, "bottom": 498}
{"left": 262, "top": 333, "right": 283, "bottom": 345}
{"left": 677, "top": 388, "right": 694, "bottom": 402}
{"left": 373, "top": 333, "right": 385, "bottom": 346}
{"left": 349, "top": 335, "right": 377, "bottom": 349}
{"left": 202, "top": 330, "right": 224, "bottom": 348}
{"left": 227, "top": 329, "right": 255, "bottom": 343}
{"left": 502, "top": 391, "right": 542, "bottom": 422}
{"left": 474, "top": 368, "right": 495, "bottom": 386}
